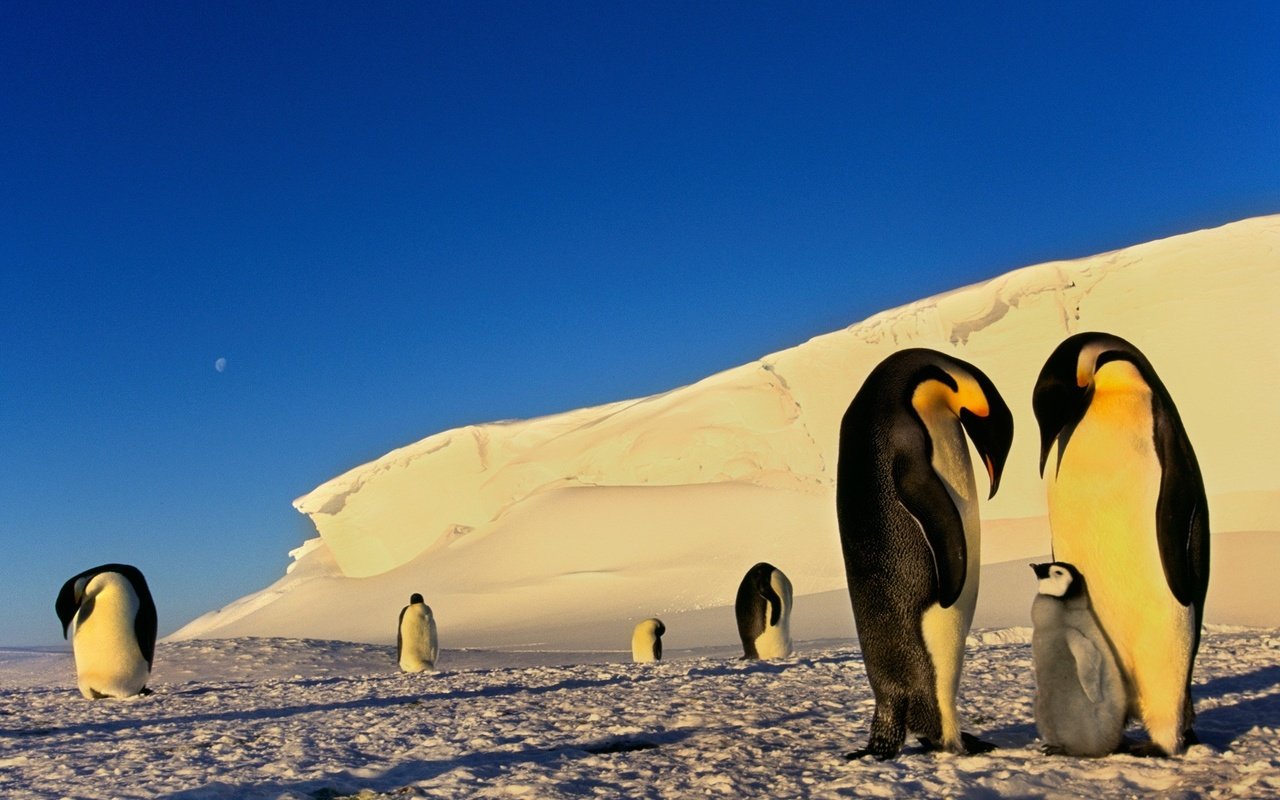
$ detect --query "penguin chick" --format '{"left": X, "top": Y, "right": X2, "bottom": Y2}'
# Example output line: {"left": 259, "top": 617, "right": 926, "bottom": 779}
{"left": 1031, "top": 562, "right": 1127, "bottom": 757}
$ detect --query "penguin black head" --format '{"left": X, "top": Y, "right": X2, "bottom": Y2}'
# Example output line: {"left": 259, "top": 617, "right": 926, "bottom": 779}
{"left": 956, "top": 367, "right": 1015, "bottom": 499}
{"left": 1033, "top": 332, "right": 1154, "bottom": 477}
{"left": 747, "top": 562, "right": 777, "bottom": 585}
{"left": 907, "top": 354, "right": 1014, "bottom": 499}
{"left": 1031, "top": 562, "right": 1085, "bottom": 599}
{"left": 56, "top": 563, "right": 153, "bottom": 639}
{"left": 653, "top": 619, "right": 666, "bottom": 638}
{"left": 409, "top": 593, "right": 425, "bottom": 605}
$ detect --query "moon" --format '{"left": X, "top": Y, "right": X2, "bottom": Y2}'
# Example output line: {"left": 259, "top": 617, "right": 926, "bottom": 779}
{"left": 214, "top": 357, "right": 227, "bottom": 373}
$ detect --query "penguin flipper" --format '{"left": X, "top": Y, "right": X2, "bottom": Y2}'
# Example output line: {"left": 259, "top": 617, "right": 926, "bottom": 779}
{"left": 55, "top": 576, "right": 81, "bottom": 638}
{"left": 396, "top": 606, "right": 407, "bottom": 663}
{"left": 1154, "top": 421, "right": 1210, "bottom": 608}
{"left": 759, "top": 582, "right": 783, "bottom": 628}
{"left": 892, "top": 451, "right": 967, "bottom": 608}
{"left": 1065, "top": 628, "right": 1104, "bottom": 704}
{"left": 134, "top": 594, "right": 158, "bottom": 669}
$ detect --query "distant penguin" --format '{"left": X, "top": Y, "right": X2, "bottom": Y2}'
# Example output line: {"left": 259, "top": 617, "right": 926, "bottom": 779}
{"left": 55, "top": 563, "right": 157, "bottom": 699}
{"left": 631, "top": 618, "right": 666, "bottom": 663}
{"left": 1031, "top": 562, "right": 1127, "bottom": 757}
{"left": 735, "top": 563, "right": 794, "bottom": 659}
{"left": 1034, "top": 332, "right": 1209, "bottom": 756}
{"left": 397, "top": 593, "right": 438, "bottom": 673}
{"left": 836, "top": 349, "right": 1013, "bottom": 759}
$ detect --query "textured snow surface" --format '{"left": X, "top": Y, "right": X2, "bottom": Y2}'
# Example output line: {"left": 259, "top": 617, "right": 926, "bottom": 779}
{"left": 3, "top": 630, "right": 1279, "bottom": 799}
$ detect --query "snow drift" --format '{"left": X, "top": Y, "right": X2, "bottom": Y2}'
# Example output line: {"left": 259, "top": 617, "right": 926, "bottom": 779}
{"left": 173, "top": 215, "right": 1280, "bottom": 647}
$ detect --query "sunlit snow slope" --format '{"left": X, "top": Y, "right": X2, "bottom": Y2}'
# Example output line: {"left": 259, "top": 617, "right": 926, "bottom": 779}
{"left": 173, "top": 215, "right": 1280, "bottom": 647}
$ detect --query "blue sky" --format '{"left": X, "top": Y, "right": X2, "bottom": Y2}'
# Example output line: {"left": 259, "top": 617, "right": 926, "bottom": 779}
{"left": 2, "top": 2, "right": 1276, "bottom": 646}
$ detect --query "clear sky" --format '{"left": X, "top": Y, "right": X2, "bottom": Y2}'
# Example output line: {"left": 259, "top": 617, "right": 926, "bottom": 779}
{"left": 2, "top": 2, "right": 1276, "bottom": 646}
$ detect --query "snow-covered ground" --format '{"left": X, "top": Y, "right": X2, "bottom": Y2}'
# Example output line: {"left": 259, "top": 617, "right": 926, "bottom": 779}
{"left": 2, "top": 629, "right": 1278, "bottom": 799}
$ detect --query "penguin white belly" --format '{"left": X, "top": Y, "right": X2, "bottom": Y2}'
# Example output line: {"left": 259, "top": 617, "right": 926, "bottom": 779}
{"left": 631, "top": 622, "right": 660, "bottom": 662}
{"left": 917, "top": 409, "right": 981, "bottom": 749}
{"left": 753, "top": 620, "right": 791, "bottom": 659}
{"left": 73, "top": 596, "right": 148, "bottom": 699}
{"left": 630, "top": 633, "right": 655, "bottom": 662}
{"left": 1047, "top": 388, "right": 1195, "bottom": 752}
{"left": 399, "top": 609, "right": 438, "bottom": 672}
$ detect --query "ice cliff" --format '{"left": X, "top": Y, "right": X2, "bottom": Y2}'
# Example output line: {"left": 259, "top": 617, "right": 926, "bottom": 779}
{"left": 173, "top": 215, "right": 1280, "bottom": 646}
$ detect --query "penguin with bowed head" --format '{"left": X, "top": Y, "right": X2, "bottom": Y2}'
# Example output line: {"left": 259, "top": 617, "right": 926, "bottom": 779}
{"left": 55, "top": 563, "right": 157, "bottom": 699}
{"left": 734, "top": 562, "right": 794, "bottom": 659}
{"left": 631, "top": 618, "right": 666, "bottom": 663}
{"left": 397, "top": 593, "right": 439, "bottom": 673}
{"left": 1031, "top": 562, "right": 1127, "bottom": 757}
{"left": 836, "top": 349, "right": 1013, "bottom": 759}
{"left": 1034, "top": 332, "right": 1209, "bottom": 756}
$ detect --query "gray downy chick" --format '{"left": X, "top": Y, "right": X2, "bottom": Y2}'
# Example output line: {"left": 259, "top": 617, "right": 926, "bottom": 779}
{"left": 1031, "top": 562, "right": 1127, "bottom": 757}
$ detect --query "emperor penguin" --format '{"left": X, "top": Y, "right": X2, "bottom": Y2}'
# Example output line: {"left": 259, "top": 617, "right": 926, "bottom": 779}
{"left": 397, "top": 593, "right": 439, "bottom": 673}
{"left": 836, "top": 349, "right": 1013, "bottom": 759}
{"left": 734, "top": 562, "right": 794, "bottom": 659}
{"left": 631, "top": 618, "right": 666, "bottom": 663}
{"left": 55, "top": 563, "right": 157, "bottom": 699}
{"left": 1031, "top": 562, "right": 1127, "bottom": 757}
{"left": 1034, "top": 332, "right": 1209, "bottom": 756}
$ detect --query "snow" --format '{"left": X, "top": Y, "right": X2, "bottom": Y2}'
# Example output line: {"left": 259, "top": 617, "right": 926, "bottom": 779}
{"left": 2, "top": 630, "right": 1279, "bottom": 798}
{"left": 173, "top": 215, "right": 1280, "bottom": 648}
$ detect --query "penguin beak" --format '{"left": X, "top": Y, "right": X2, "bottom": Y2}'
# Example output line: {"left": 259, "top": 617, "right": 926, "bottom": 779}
{"left": 960, "top": 405, "right": 1013, "bottom": 500}
{"left": 1033, "top": 343, "right": 1101, "bottom": 478}
{"left": 1033, "top": 380, "right": 1095, "bottom": 477}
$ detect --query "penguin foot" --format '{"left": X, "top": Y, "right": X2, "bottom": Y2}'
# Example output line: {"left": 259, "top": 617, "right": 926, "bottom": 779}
{"left": 1124, "top": 740, "right": 1172, "bottom": 758}
{"left": 914, "top": 734, "right": 994, "bottom": 756}
{"left": 138, "top": 687, "right": 153, "bottom": 697}
{"left": 844, "top": 746, "right": 898, "bottom": 761}
{"left": 1183, "top": 728, "right": 1200, "bottom": 747}
{"left": 1040, "top": 744, "right": 1067, "bottom": 756}
{"left": 960, "top": 732, "right": 997, "bottom": 755}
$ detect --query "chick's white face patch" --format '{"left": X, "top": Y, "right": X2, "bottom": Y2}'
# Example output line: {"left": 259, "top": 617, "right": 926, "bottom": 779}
{"left": 1038, "top": 566, "right": 1074, "bottom": 598}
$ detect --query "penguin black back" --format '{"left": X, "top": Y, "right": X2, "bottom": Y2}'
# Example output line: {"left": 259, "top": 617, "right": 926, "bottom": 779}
{"left": 55, "top": 563, "right": 157, "bottom": 667}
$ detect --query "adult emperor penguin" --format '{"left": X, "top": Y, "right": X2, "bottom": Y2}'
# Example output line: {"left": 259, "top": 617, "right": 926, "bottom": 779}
{"left": 1034, "top": 332, "right": 1209, "bottom": 756}
{"left": 631, "top": 618, "right": 666, "bottom": 663}
{"left": 1031, "top": 562, "right": 1127, "bottom": 757}
{"left": 397, "top": 593, "right": 439, "bottom": 673}
{"left": 836, "top": 349, "right": 1013, "bottom": 759}
{"left": 735, "top": 562, "right": 794, "bottom": 659}
{"left": 55, "top": 563, "right": 157, "bottom": 699}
